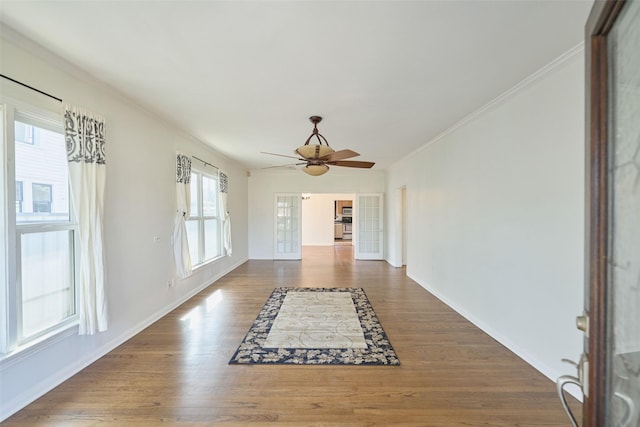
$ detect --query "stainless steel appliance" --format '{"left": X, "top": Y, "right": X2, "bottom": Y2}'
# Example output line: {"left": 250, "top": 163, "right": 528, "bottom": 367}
{"left": 342, "top": 223, "right": 352, "bottom": 240}
{"left": 342, "top": 207, "right": 352, "bottom": 215}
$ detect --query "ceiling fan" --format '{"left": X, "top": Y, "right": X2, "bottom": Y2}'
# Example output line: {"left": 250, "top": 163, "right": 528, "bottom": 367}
{"left": 261, "top": 116, "right": 375, "bottom": 176}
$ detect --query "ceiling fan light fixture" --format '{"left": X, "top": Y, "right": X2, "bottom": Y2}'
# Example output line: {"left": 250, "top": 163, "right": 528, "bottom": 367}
{"left": 302, "top": 164, "right": 329, "bottom": 176}
{"left": 296, "top": 144, "right": 334, "bottom": 159}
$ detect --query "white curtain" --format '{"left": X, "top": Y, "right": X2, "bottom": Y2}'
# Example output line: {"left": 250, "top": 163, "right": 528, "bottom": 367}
{"left": 64, "top": 104, "right": 108, "bottom": 335}
{"left": 219, "top": 171, "right": 232, "bottom": 256}
{"left": 173, "top": 153, "right": 192, "bottom": 278}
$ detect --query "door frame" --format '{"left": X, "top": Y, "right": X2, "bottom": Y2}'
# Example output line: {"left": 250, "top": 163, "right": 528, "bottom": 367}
{"left": 584, "top": 1, "right": 627, "bottom": 425}
{"left": 392, "top": 186, "right": 407, "bottom": 268}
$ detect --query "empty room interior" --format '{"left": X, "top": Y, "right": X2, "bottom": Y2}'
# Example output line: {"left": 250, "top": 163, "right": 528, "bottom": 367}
{"left": 0, "top": 0, "right": 614, "bottom": 425}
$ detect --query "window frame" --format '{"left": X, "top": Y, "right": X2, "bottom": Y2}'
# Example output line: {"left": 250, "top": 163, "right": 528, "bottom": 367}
{"left": 1, "top": 93, "right": 79, "bottom": 357}
{"left": 186, "top": 167, "right": 223, "bottom": 267}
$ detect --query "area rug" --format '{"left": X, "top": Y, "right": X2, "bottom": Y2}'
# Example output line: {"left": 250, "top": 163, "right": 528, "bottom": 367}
{"left": 229, "top": 287, "right": 400, "bottom": 365}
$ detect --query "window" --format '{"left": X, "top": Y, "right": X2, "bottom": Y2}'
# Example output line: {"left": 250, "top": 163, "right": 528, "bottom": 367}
{"left": 15, "top": 121, "right": 35, "bottom": 145}
{"left": 1, "top": 95, "right": 77, "bottom": 355}
{"left": 32, "top": 183, "right": 52, "bottom": 213}
{"left": 186, "top": 169, "right": 222, "bottom": 266}
{"left": 16, "top": 181, "right": 23, "bottom": 213}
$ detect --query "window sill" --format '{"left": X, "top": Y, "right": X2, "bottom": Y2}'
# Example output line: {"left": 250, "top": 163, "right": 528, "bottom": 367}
{"left": 0, "top": 322, "right": 78, "bottom": 368}
{"left": 190, "top": 254, "right": 226, "bottom": 273}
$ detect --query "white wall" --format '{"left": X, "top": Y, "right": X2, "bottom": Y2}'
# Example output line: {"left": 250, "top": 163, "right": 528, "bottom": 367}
{"left": 0, "top": 28, "right": 249, "bottom": 420}
{"left": 385, "top": 48, "right": 585, "bottom": 386}
{"left": 301, "top": 193, "right": 353, "bottom": 246}
{"left": 248, "top": 170, "right": 384, "bottom": 259}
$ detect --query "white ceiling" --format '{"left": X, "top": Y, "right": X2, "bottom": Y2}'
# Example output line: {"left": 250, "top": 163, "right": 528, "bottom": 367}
{"left": 0, "top": 0, "right": 592, "bottom": 171}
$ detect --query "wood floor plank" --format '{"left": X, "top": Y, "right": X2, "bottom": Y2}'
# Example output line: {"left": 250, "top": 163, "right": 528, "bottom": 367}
{"left": 3, "top": 246, "right": 580, "bottom": 425}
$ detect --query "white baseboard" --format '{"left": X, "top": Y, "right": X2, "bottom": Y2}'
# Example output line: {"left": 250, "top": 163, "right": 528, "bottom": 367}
{"left": 0, "top": 257, "right": 248, "bottom": 422}
{"left": 385, "top": 257, "right": 403, "bottom": 268}
{"left": 407, "top": 272, "right": 584, "bottom": 403}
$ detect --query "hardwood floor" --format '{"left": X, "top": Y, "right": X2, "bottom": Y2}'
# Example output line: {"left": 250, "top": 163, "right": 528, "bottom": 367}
{"left": 4, "top": 246, "right": 580, "bottom": 426}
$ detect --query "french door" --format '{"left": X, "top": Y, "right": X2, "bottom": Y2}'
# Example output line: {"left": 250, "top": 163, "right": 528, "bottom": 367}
{"left": 274, "top": 193, "right": 301, "bottom": 260}
{"left": 354, "top": 193, "right": 383, "bottom": 260}
{"left": 558, "top": 1, "right": 640, "bottom": 426}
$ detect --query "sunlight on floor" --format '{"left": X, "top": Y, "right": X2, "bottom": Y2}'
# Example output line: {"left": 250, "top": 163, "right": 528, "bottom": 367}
{"left": 180, "top": 289, "right": 224, "bottom": 328}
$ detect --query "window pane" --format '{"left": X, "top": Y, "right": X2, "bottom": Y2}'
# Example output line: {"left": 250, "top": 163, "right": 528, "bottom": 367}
{"left": 15, "top": 121, "right": 69, "bottom": 223}
{"left": 185, "top": 171, "right": 221, "bottom": 267}
{"left": 189, "top": 173, "right": 199, "bottom": 217}
{"left": 204, "top": 218, "right": 220, "bottom": 260}
{"left": 21, "top": 230, "right": 75, "bottom": 339}
{"left": 185, "top": 219, "right": 200, "bottom": 264}
{"left": 202, "top": 175, "right": 217, "bottom": 217}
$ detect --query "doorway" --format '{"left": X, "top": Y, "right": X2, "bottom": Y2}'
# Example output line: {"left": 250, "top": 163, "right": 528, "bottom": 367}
{"left": 289, "top": 192, "right": 385, "bottom": 261}
{"left": 299, "top": 193, "right": 354, "bottom": 250}
{"left": 333, "top": 197, "right": 354, "bottom": 246}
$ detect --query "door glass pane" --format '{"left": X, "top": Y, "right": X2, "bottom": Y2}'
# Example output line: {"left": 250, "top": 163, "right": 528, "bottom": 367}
{"left": 607, "top": 1, "right": 640, "bottom": 425}
{"left": 21, "top": 230, "right": 75, "bottom": 339}
{"left": 14, "top": 121, "right": 69, "bottom": 223}
{"left": 358, "top": 195, "right": 380, "bottom": 254}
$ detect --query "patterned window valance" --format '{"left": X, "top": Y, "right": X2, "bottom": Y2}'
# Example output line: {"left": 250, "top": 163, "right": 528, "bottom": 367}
{"left": 219, "top": 171, "right": 228, "bottom": 193}
{"left": 64, "top": 107, "right": 106, "bottom": 164}
{"left": 176, "top": 154, "right": 192, "bottom": 184}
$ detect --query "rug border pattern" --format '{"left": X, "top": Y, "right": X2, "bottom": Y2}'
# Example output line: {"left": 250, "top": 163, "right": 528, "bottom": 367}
{"left": 229, "top": 287, "right": 400, "bottom": 365}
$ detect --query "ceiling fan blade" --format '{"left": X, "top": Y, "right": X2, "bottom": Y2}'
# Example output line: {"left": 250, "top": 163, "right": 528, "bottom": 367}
{"left": 261, "top": 162, "right": 305, "bottom": 170}
{"left": 327, "top": 160, "right": 375, "bottom": 169}
{"left": 320, "top": 149, "right": 360, "bottom": 162}
{"left": 261, "top": 151, "right": 305, "bottom": 161}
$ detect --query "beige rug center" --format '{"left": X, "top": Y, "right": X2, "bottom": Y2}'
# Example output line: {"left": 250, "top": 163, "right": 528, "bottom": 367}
{"left": 263, "top": 292, "right": 367, "bottom": 349}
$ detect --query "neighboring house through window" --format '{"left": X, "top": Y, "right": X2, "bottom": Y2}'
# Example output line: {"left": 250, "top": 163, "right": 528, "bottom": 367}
{"left": 16, "top": 181, "right": 23, "bottom": 213}
{"left": 32, "top": 183, "right": 52, "bottom": 213}
{"left": 14, "top": 121, "right": 35, "bottom": 145}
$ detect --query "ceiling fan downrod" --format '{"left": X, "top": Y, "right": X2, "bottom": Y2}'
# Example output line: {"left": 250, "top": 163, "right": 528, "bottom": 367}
{"left": 296, "top": 115, "right": 335, "bottom": 160}
{"left": 303, "top": 116, "right": 330, "bottom": 147}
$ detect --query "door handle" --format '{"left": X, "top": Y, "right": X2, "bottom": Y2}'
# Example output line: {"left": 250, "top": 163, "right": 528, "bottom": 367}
{"left": 557, "top": 355, "right": 588, "bottom": 427}
{"left": 557, "top": 374, "right": 581, "bottom": 427}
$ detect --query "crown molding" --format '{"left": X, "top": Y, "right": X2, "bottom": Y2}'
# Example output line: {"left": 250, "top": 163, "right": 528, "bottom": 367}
{"left": 391, "top": 42, "right": 586, "bottom": 169}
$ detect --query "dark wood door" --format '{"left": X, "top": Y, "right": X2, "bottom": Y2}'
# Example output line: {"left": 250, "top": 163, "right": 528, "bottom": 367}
{"left": 583, "top": 1, "right": 640, "bottom": 426}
